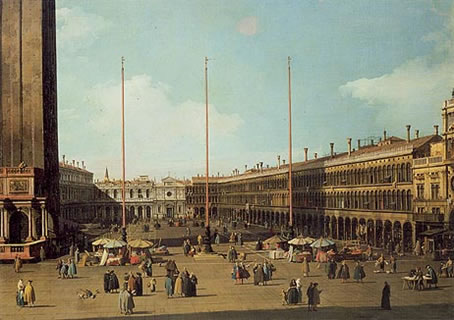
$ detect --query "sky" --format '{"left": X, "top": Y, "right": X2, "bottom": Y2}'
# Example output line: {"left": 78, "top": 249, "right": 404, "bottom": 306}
{"left": 56, "top": 0, "right": 454, "bottom": 181}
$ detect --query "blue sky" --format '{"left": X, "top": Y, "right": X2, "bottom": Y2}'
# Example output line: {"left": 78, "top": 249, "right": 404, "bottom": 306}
{"left": 56, "top": 0, "right": 454, "bottom": 180}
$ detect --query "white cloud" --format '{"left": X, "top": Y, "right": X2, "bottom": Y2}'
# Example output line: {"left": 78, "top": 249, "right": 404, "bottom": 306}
{"left": 339, "top": 5, "right": 454, "bottom": 129}
{"left": 84, "top": 74, "right": 243, "bottom": 178}
{"left": 236, "top": 16, "right": 258, "bottom": 36}
{"left": 56, "top": 7, "right": 111, "bottom": 53}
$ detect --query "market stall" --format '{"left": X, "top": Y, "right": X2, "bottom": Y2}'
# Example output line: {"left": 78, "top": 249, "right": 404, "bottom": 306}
{"left": 128, "top": 239, "right": 153, "bottom": 265}
{"left": 264, "top": 235, "right": 287, "bottom": 259}
{"left": 288, "top": 236, "right": 315, "bottom": 262}
{"left": 311, "top": 238, "right": 335, "bottom": 262}
{"left": 100, "top": 240, "right": 127, "bottom": 266}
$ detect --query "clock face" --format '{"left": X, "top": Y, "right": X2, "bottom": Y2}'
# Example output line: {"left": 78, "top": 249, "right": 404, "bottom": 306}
{"left": 166, "top": 191, "right": 172, "bottom": 197}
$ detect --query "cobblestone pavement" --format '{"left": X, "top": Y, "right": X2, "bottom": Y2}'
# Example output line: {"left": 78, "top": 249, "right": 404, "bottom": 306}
{"left": 1, "top": 225, "right": 453, "bottom": 320}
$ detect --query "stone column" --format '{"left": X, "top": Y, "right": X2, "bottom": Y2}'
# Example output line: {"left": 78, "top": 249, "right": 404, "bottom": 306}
{"left": 26, "top": 208, "right": 34, "bottom": 242}
{"left": 40, "top": 205, "right": 46, "bottom": 240}
{"left": 0, "top": 207, "right": 5, "bottom": 243}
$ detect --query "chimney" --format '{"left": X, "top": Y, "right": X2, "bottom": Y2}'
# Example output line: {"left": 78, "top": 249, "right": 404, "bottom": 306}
{"left": 266, "top": 164, "right": 269, "bottom": 169}
{"left": 62, "top": 154, "right": 66, "bottom": 164}
{"left": 260, "top": 162, "right": 263, "bottom": 172}
{"left": 383, "top": 130, "right": 387, "bottom": 141}
{"left": 347, "top": 138, "right": 352, "bottom": 156}
{"left": 406, "top": 125, "right": 411, "bottom": 142}
{"left": 304, "top": 148, "right": 308, "bottom": 162}
{"left": 72, "top": 160, "right": 75, "bottom": 166}
{"left": 330, "top": 143, "right": 334, "bottom": 157}
{"left": 76, "top": 161, "right": 79, "bottom": 168}
{"left": 245, "top": 165, "right": 248, "bottom": 172}
{"left": 314, "top": 153, "right": 318, "bottom": 159}
{"left": 357, "top": 139, "right": 361, "bottom": 149}
{"left": 82, "top": 161, "right": 85, "bottom": 168}
{"left": 277, "top": 155, "right": 281, "bottom": 169}
{"left": 434, "top": 125, "right": 439, "bottom": 135}
{"left": 415, "top": 130, "right": 419, "bottom": 139}
{"left": 371, "top": 139, "right": 374, "bottom": 145}
{"left": 283, "top": 159, "right": 286, "bottom": 165}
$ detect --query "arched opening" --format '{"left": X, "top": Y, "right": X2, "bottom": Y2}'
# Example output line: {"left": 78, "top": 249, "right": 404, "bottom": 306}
{"left": 138, "top": 206, "right": 143, "bottom": 219}
{"left": 319, "top": 215, "right": 325, "bottom": 237}
{"left": 338, "top": 217, "right": 344, "bottom": 240}
{"left": 324, "top": 216, "right": 330, "bottom": 237}
{"left": 358, "top": 218, "right": 366, "bottom": 243}
{"left": 367, "top": 219, "right": 375, "bottom": 246}
{"left": 307, "top": 215, "right": 313, "bottom": 236}
{"left": 351, "top": 218, "right": 358, "bottom": 240}
{"left": 375, "top": 220, "right": 384, "bottom": 248}
{"left": 384, "top": 220, "right": 392, "bottom": 247}
{"left": 331, "top": 216, "right": 337, "bottom": 239}
{"left": 345, "top": 217, "right": 351, "bottom": 240}
{"left": 9, "top": 211, "right": 29, "bottom": 243}
{"left": 403, "top": 222, "right": 413, "bottom": 252}
{"left": 146, "top": 206, "right": 151, "bottom": 219}
{"left": 393, "top": 221, "right": 402, "bottom": 246}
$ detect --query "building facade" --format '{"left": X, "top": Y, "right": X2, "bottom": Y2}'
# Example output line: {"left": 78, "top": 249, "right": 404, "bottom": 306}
{"left": 59, "top": 158, "right": 95, "bottom": 224}
{"left": 186, "top": 91, "right": 454, "bottom": 252}
{"left": 94, "top": 174, "right": 187, "bottom": 223}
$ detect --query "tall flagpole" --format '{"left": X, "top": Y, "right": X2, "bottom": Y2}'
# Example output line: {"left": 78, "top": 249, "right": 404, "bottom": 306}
{"left": 288, "top": 56, "right": 293, "bottom": 227}
{"left": 205, "top": 57, "right": 210, "bottom": 227}
{"left": 121, "top": 57, "right": 126, "bottom": 228}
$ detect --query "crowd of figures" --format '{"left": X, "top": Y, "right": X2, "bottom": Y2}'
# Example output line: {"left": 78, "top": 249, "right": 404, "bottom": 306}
{"left": 325, "top": 260, "right": 366, "bottom": 283}
{"left": 253, "top": 261, "right": 275, "bottom": 286}
{"left": 103, "top": 270, "right": 120, "bottom": 293}
{"left": 229, "top": 232, "right": 243, "bottom": 246}
{"left": 164, "top": 259, "right": 198, "bottom": 298}
{"left": 231, "top": 262, "right": 250, "bottom": 284}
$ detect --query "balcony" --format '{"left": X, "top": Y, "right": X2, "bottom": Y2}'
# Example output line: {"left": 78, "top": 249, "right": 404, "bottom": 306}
{"left": 0, "top": 167, "right": 44, "bottom": 200}
{"left": 413, "top": 156, "right": 443, "bottom": 167}
{"left": 413, "top": 213, "right": 444, "bottom": 223}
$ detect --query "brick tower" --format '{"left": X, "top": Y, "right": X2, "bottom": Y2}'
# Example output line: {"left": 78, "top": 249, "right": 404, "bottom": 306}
{"left": 0, "top": 0, "right": 59, "bottom": 257}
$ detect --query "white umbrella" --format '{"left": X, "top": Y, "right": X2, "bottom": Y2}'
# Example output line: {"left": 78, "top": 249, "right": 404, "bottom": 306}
{"left": 310, "top": 238, "right": 334, "bottom": 248}
{"left": 104, "top": 239, "right": 127, "bottom": 249}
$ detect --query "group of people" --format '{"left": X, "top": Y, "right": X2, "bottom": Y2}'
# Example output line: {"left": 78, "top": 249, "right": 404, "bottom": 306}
{"left": 407, "top": 265, "right": 438, "bottom": 290}
{"left": 16, "top": 279, "right": 36, "bottom": 308}
{"left": 183, "top": 239, "right": 199, "bottom": 257}
{"left": 138, "top": 258, "right": 153, "bottom": 277}
{"left": 252, "top": 260, "right": 274, "bottom": 285}
{"left": 103, "top": 270, "right": 120, "bottom": 293}
{"left": 325, "top": 259, "right": 366, "bottom": 282}
{"left": 229, "top": 232, "right": 243, "bottom": 246}
{"left": 281, "top": 279, "right": 321, "bottom": 311}
{"left": 165, "top": 268, "right": 198, "bottom": 298}
{"left": 232, "top": 262, "right": 250, "bottom": 284}
{"left": 439, "top": 257, "right": 453, "bottom": 278}
{"left": 375, "top": 254, "right": 397, "bottom": 273}
{"left": 56, "top": 258, "right": 78, "bottom": 279}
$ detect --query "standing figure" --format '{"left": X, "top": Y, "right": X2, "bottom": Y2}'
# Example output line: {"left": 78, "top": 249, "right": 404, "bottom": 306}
{"left": 174, "top": 274, "right": 183, "bottom": 297}
{"left": 302, "top": 257, "right": 310, "bottom": 277}
{"left": 296, "top": 278, "right": 302, "bottom": 303}
{"left": 104, "top": 270, "right": 111, "bottom": 293}
{"left": 306, "top": 282, "right": 314, "bottom": 311}
{"left": 337, "top": 261, "right": 350, "bottom": 283}
{"left": 75, "top": 247, "right": 80, "bottom": 264}
{"left": 119, "top": 284, "right": 135, "bottom": 315}
{"left": 165, "top": 274, "right": 173, "bottom": 298}
{"left": 381, "top": 282, "right": 391, "bottom": 310}
{"left": 23, "top": 280, "right": 36, "bottom": 307}
{"left": 414, "top": 240, "right": 421, "bottom": 256}
{"left": 149, "top": 278, "right": 157, "bottom": 293}
{"left": 390, "top": 256, "right": 397, "bottom": 274}
{"left": 68, "top": 259, "right": 77, "bottom": 278}
{"left": 312, "top": 283, "right": 322, "bottom": 311}
{"left": 127, "top": 272, "right": 136, "bottom": 294}
{"left": 189, "top": 273, "right": 198, "bottom": 297}
{"left": 14, "top": 256, "right": 23, "bottom": 273}
{"left": 426, "top": 265, "right": 438, "bottom": 288}
{"left": 109, "top": 270, "right": 120, "bottom": 293}
{"left": 16, "top": 279, "right": 25, "bottom": 307}
{"left": 56, "top": 259, "right": 63, "bottom": 278}
{"left": 376, "top": 254, "right": 386, "bottom": 273}
{"left": 353, "top": 261, "right": 366, "bottom": 283}
{"left": 40, "top": 246, "right": 46, "bottom": 262}
{"left": 135, "top": 273, "right": 143, "bottom": 296}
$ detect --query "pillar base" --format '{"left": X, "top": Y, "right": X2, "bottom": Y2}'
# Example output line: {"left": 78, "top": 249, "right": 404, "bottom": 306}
{"left": 0, "top": 237, "right": 6, "bottom": 244}
{"left": 40, "top": 236, "right": 47, "bottom": 241}
{"left": 26, "top": 237, "right": 35, "bottom": 242}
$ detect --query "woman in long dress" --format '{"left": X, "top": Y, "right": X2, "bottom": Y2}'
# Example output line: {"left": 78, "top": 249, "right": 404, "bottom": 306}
{"left": 381, "top": 282, "right": 391, "bottom": 310}
{"left": 16, "top": 279, "right": 25, "bottom": 307}
{"left": 353, "top": 261, "right": 366, "bottom": 283}
{"left": 23, "top": 280, "right": 36, "bottom": 307}
{"left": 174, "top": 274, "right": 183, "bottom": 297}
{"left": 68, "top": 259, "right": 77, "bottom": 278}
{"left": 337, "top": 261, "right": 350, "bottom": 283}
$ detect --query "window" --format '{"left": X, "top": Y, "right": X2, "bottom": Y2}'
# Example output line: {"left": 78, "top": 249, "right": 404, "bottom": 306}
{"left": 432, "top": 207, "right": 441, "bottom": 214}
{"left": 417, "top": 207, "right": 424, "bottom": 214}
{"left": 431, "top": 184, "right": 440, "bottom": 200}
{"left": 417, "top": 184, "right": 424, "bottom": 199}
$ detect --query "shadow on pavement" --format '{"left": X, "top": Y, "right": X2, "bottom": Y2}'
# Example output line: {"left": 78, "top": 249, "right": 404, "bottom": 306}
{"left": 67, "top": 303, "right": 454, "bottom": 320}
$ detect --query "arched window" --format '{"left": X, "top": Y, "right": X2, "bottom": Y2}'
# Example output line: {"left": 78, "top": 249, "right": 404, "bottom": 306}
{"left": 129, "top": 189, "right": 134, "bottom": 199}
